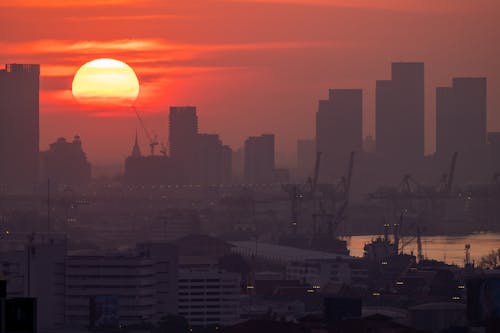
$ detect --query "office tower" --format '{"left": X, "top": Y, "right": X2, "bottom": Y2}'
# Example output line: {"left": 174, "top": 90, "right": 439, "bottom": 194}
{"left": 0, "top": 64, "right": 40, "bottom": 193}
{"left": 40, "top": 135, "right": 92, "bottom": 188}
{"left": 196, "top": 134, "right": 232, "bottom": 185}
{"left": 297, "top": 139, "right": 316, "bottom": 180}
{"left": 244, "top": 134, "right": 275, "bottom": 184}
{"left": 436, "top": 78, "right": 487, "bottom": 156}
{"left": 169, "top": 106, "right": 198, "bottom": 184}
{"left": 316, "top": 89, "right": 362, "bottom": 180}
{"left": 376, "top": 63, "right": 424, "bottom": 161}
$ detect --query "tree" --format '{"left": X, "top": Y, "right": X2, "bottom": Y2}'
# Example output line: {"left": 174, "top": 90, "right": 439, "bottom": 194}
{"left": 478, "top": 249, "right": 500, "bottom": 269}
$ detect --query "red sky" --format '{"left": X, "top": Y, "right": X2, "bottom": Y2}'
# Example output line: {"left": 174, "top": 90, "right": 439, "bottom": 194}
{"left": 1, "top": 0, "right": 499, "bottom": 167}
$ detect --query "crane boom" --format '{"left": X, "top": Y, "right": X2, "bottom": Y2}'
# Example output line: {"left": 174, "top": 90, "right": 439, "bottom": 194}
{"left": 446, "top": 152, "right": 458, "bottom": 193}
{"left": 132, "top": 106, "right": 159, "bottom": 155}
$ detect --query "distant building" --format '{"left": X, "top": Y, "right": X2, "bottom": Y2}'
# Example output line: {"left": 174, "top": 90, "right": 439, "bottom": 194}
{"left": 0, "top": 64, "right": 40, "bottom": 193}
{"left": 436, "top": 78, "right": 487, "bottom": 156}
{"left": 196, "top": 134, "right": 232, "bottom": 185}
{"left": 296, "top": 139, "right": 316, "bottom": 181}
{"left": 376, "top": 63, "right": 424, "bottom": 161}
{"left": 169, "top": 106, "right": 198, "bottom": 184}
{"left": 316, "top": 89, "right": 362, "bottom": 181}
{"left": 124, "top": 132, "right": 173, "bottom": 185}
{"left": 232, "top": 147, "right": 245, "bottom": 183}
{"left": 244, "top": 134, "right": 275, "bottom": 184}
{"left": 40, "top": 136, "right": 91, "bottom": 189}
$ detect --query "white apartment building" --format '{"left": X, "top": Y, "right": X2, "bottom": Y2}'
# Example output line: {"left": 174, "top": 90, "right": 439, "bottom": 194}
{"left": 286, "top": 259, "right": 351, "bottom": 288}
{"left": 178, "top": 268, "right": 241, "bottom": 327}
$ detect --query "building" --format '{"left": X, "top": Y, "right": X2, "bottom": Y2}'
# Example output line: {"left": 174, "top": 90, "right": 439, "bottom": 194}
{"left": 178, "top": 268, "right": 241, "bottom": 327}
{"left": 0, "top": 235, "right": 179, "bottom": 329}
{"left": 436, "top": 78, "right": 487, "bottom": 156}
{"left": 65, "top": 243, "right": 178, "bottom": 326}
{"left": 244, "top": 134, "right": 275, "bottom": 184}
{"left": 40, "top": 136, "right": 92, "bottom": 189}
{"left": 286, "top": 259, "right": 351, "bottom": 288}
{"left": 169, "top": 106, "right": 198, "bottom": 184}
{"left": 376, "top": 63, "right": 424, "bottom": 162}
{"left": 296, "top": 139, "right": 316, "bottom": 181}
{"left": 124, "top": 133, "right": 173, "bottom": 185}
{"left": 196, "top": 134, "right": 232, "bottom": 185}
{"left": 316, "top": 89, "right": 362, "bottom": 181}
{"left": 0, "top": 64, "right": 40, "bottom": 193}
{"left": 0, "top": 233, "right": 67, "bottom": 331}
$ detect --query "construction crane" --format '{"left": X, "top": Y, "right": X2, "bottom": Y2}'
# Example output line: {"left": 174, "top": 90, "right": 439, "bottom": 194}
{"left": 132, "top": 106, "right": 159, "bottom": 155}
{"left": 282, "top": 151, "right": 322, "bottom": 233}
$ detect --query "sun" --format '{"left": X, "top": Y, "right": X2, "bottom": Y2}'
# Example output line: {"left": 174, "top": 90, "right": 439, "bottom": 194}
{"left": 72, "top": 58, "right": 140, "bottom": 107}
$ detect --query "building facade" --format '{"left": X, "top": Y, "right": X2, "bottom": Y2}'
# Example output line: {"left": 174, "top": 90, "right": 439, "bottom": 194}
{"left": 0, "top": 64, "right": 40, "bottom": 193}
{"left": 316, "top": 89, "right": 362, "bottom": 181}
{"left": 376, "top": 63, "right": 424, "bottom": 162}
{"left": 244, "top": 134, "right": 275, "bottom": 184}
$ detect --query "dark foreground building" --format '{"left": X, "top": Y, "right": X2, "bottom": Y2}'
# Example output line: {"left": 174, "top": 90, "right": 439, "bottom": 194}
{"left": 0, "top": 64, "right": 40, "bottom": 193}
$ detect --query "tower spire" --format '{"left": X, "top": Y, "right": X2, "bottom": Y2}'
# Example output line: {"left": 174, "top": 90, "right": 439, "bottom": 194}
{"left": 131, "top": 129, "right": 142, "bottom": 158}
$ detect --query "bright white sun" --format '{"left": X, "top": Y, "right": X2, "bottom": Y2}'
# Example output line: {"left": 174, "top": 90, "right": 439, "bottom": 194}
{"left": 72, "top": 58, "right": 140, "bottom": 107}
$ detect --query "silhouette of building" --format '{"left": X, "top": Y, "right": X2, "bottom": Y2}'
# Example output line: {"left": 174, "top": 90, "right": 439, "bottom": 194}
{"left": 124, "top": 132, "right": 172, "bottom": 185}
{"left": 0, "top": 64, "right": 40, "bottom": 193}
{"left": 169, "top": 106, "right": 198, "bottom": 184}
{"left": 232, "top": 147, "right": 245, "bottom": 183}
{"left": 244, "top": 134, "right": 275, "bottom": 184}
{"left": 316, "top": 89, "right": 362, "bottom": 180}
{"left": 196, "top": 134, "right": 232, "bottom": 185}
{"left": 436, "top": 78, "right": 487, "bottom": 156}
{"left": 376, "top": 63, "right": 424, "bottom": 162}
{"left": 40, "top": 136, "right": 91, "bottom": 189}
{"left": 297, "top": 139, "right": 316, "bottom": 181}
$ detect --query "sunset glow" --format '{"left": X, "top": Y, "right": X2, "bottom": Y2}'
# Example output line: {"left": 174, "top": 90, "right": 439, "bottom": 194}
{"left": 71, "top": 58, "right": 140, "bottom": 107}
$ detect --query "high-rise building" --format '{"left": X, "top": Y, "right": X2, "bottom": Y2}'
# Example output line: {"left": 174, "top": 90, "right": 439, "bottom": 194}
{"left": 0, "top": 64, "right": 40, "bottom": 193}
{"left": 169, "top": 106, "right": 198, "bottom": 184}
{"left": 376, "top": 63, "right": 424, "bottom": 161}
{"left": 196, "top": 134, "right": 232, "bottom": 185}
{"left": 40, "top": 135, "right": 92, "bottom": 188}
{"left": 316, "top": 89, "right": 362, "bottom": 180}
{"left": 296, "top": 139, "right": 316, "bottom": 181}
{"left": 436, "top": 78, "right": 487, "bottom": 156}
{"left": 244, "top": 134, "right": 275, "bottom": 184}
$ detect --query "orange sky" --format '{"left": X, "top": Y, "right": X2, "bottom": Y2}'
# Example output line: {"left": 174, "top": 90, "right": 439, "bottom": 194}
{"left": 1, "top": 0, "right": 499, "bottom": 167}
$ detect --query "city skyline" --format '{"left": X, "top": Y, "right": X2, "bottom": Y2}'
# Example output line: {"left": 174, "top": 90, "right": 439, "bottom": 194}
{"left": 1, "top": 0, "right": 499, "bottom": 165}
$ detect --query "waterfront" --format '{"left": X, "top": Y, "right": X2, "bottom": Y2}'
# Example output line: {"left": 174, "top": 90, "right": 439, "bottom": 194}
{"left": 347, "top": 232, "right": 500, "bottom": 266}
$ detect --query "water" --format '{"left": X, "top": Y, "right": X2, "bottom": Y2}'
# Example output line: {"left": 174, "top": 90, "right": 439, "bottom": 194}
{"left": 346, "top": 233, "right": 500, "bottom": 266}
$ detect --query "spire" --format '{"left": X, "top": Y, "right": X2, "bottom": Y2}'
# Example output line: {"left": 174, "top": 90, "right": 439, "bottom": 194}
{"left": 131, "top": 130, "right": 142, "bottom": 158}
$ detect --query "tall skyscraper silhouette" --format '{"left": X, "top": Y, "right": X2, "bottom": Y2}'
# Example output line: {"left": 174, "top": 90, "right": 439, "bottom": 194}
{"left": 0, "top": 64, "right": 40, "bottom": 193}
{"left": 169, "top": 106, "right": 198, "bottom": 184}
{"left": 244, "top": 134, "right": 275, "bottom": 184}
{"left": 376, "top": 63, "right": 424, "bottom": 162}
{"left": 316, "top": 89, "right": 362, "bottom": 180}
{"left": 196, "top": 134, "right": 232, "bottom": 185}
{"left": 436, "top": 78, "right": 487, "bottom": 156}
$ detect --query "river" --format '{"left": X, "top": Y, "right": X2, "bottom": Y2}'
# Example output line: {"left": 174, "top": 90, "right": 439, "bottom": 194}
{"left": 345, "top": 232, "right": 500, "bottom": 266}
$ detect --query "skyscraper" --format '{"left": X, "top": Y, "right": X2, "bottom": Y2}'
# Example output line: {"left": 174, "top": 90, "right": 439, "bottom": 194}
{"left": 316, "top": 89, "right": 362, "bottom": 180}
{"left": 169, "top": 106, "right": 198, "bottom": 184}
{"left": 296, "top": 139, "right": 316, "bottom": 181}
{"left": 436, "top": 78, "right": 487, "bottom": 156}
{"left": 244, "top": 134, "right": 275, "bottom": 184}
{"left": 0, "top": 64, "right": 40, "bottom": 192}
{"left": 196, "top": 134, "right": 232, "bottom": 185}
{"left": 376, "top": 63, "right": 424, "bottom": 161}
